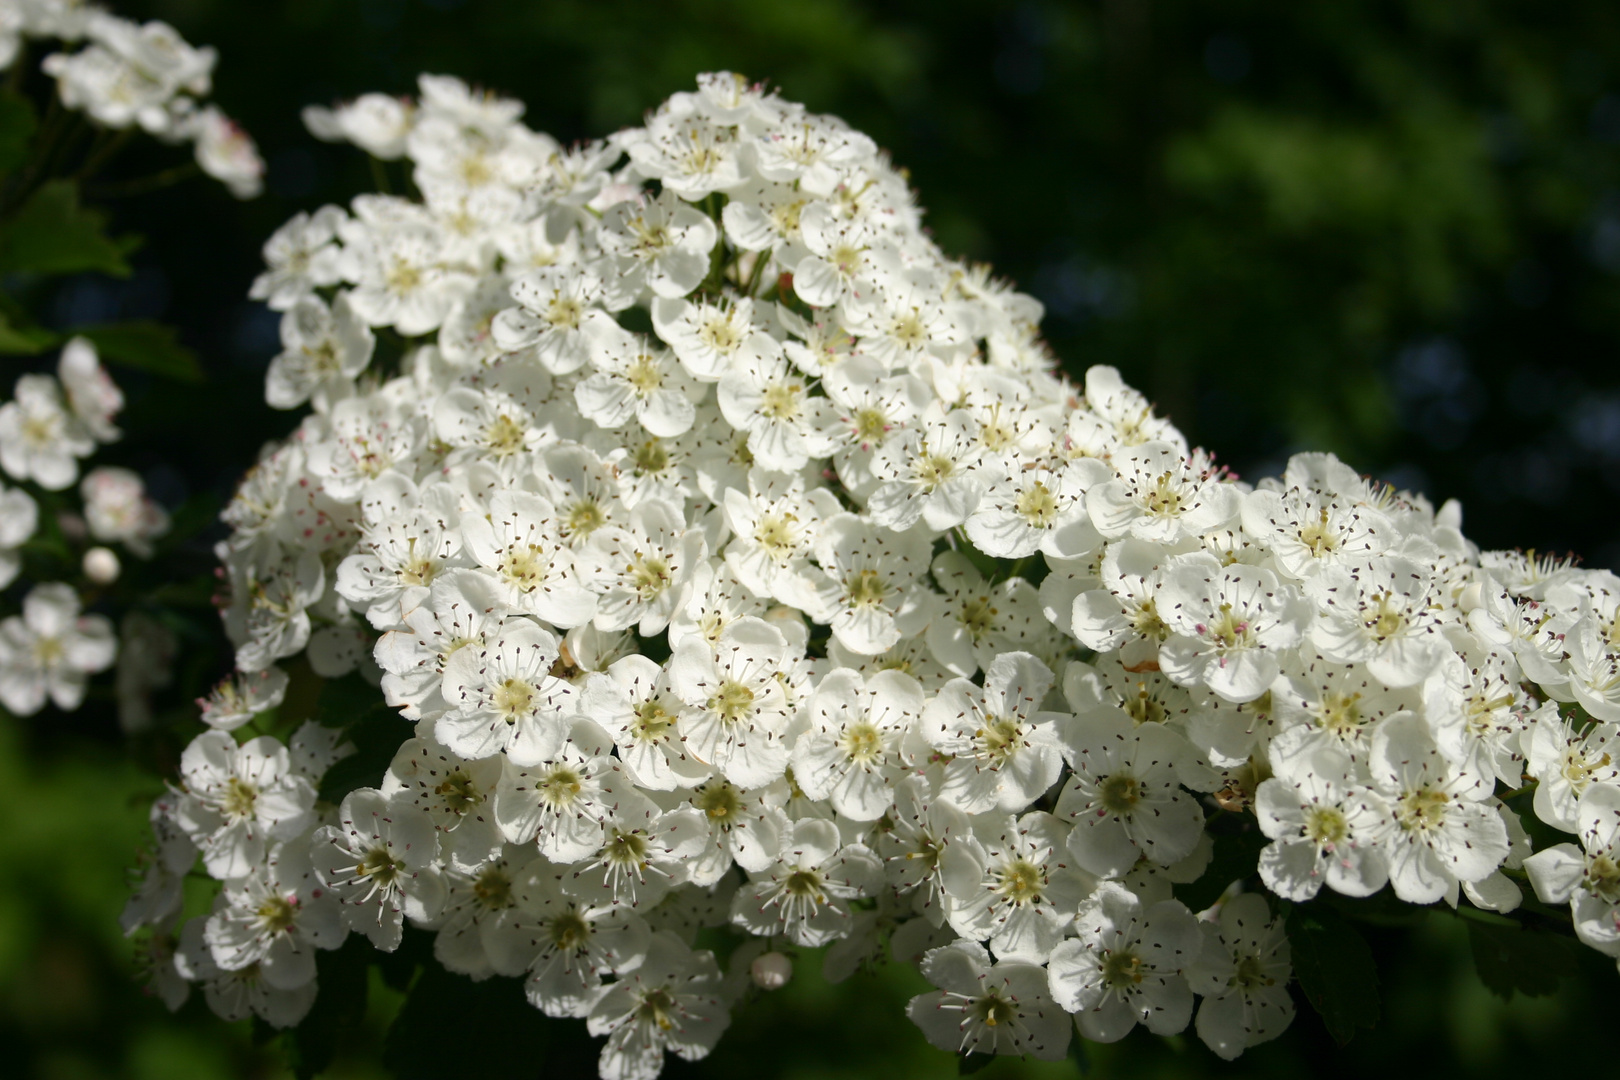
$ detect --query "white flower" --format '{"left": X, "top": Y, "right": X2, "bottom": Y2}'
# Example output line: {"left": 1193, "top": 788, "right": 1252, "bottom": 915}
{"left": 877, "top": 773, "right": 987, "bottom": 919}
{"left": 730, "top": 817, "right": 881, "bottom": 945}
{"left": 494, "top": 719, "right": 623, "bottom": 862}
{"left": 581, "top": 655, "right": 712, "bottom": 791}
{"left": 1185, "top": 893, "right": 1294, "bottom": 1059}
{"left": 965, "top": 456, "right": 1107, "bottom": 560}
{"left": 597, "top": 190, "right": 718, "bottom": 303}
{"left": 575, "top": 326, "right": 703, "bottom": 437}
{"left": 198, "top": 667, "right": 290, "bottom": 732}
{"left": 667, "top": 616, "right": 797, "bottom": 788}
{"left": 1365, "top": 712, "right": 1509, "bottom": 905}
{"left": 81, "top": 466, "right": 170, "bottom": 556}
{"left": 188, "top": 105, "right": 264, "bottom": 198}
{"left": 0, "top": 582, "right": 116, "bottom": 714}
{"left": 1526, "top": 704, "right": 1620, "bottom": 832}
{"left": 518, "top": 862, "right": 652, "bottom": 1017}
{"left": 651, "top": 294, "right": 777, "bottom": 383}
{"left": 177, "top": 916, "right": 316, "bottom": 1029}
{"left": 1087, "top": 442, "right": 1238, "bottom": 544}
{"left": 1047, "top": 882, "right": 1201, "bottom": 1042}
{"left": 311, "top": 787, "right": 446, "bottom": 950}
{"left": 266, "top": 293, "right": 375, "bottom": 411}
{"left": 0, "top": 373, "right": 94, "bottom": 489}
{"left": 792, "top": 667, "right": 923, "bottom": 821}
{"left": 57, "top": 336, "right": 123, "bottom": 442}
{"left": 384, "top": 736, "right": 504, "bottom": 872}
{"left": 563, "top": 789, "right": 708, "bottom": 909}
{"left": 493, "top": 265, "right": 616, "bottom": 375}
{"left": 1082, "top": 365, "right": 1186, "bottom": 451}
{"left": 579, "top": 499, "right": 705, "bottom": 635}
{"left": 1523, "top": 783, "right": 1620, "bottom": 964}
{"left": 431, "top": 847, "right": 545, "bottom": 980}
{"left": 204, "top": 839, "right": 345, "bottom": 988}
{"left": 439, "top": 616, "right": 576, "bottom": 766}
{"left": 176, "top": 732, "right": 316, "bottom": 880}
{"left": 1241, "top": 472, "right": 1390, "bottom": 581}
{"left": 458, "top": 491, "right": 596, "bottom": 627}
{"left": 684, "top": 777, "right": 789, "bottom": 887}
{"left": 1054, "top": 712, "right": 1205, "bottom": 877}
{"left": 0, "top": 481, "right": 37, "bottom": 589}
{"left": 907, "top": 939, "right": 1070, "bottom": 1060}
{"left": 374, "top": 568, "right": 509, "bottom": 721}
{"left": 1156, "top": 553, "right": 1310, "bottom": 703}
{"left": 808, "top": 512, "right": 934, "bottom": 655}
{"left": 1309, "top": 558, "right": 1451, "bottom": 689}
{"left": 721, "top": 468, "right": 842, "bottom": 610}
{"left": 716, "top": 346, "right": 834, "bottom": 471}
{"left": 925, "top": 551, "right": 1047, "bottom": 678}
{"left": 251, "top": 207, "right": 347, "bottom": 310}
{"left": 867, "top": 406, "right": 985, "bottom": 533}
{"left": 945, "top": 811, "right": 1094, "bottom": 962}
{"left": 1254, "top": 734, "right": 1390, "bottom": 900}
{"left": 920, "top": 651, "right": 1067, "bottom": 815}
{"left": 585, "top": 931, "right": 730, "bottom": 1080}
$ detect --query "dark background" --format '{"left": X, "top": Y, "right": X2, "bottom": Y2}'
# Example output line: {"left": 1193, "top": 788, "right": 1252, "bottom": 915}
{"left": 5, "top": 1, "right": 1618, "bottom": 1078}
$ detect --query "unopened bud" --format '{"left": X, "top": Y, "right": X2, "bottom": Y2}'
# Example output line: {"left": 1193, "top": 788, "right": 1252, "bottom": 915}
{"left": 750, "top": 950, "right": 792, "bottom": 991}
{"left": 83, "top": 546, "right": 121, "bottom": 584}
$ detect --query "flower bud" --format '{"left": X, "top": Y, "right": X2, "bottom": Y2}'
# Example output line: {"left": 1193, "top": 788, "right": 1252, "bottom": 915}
{"left": 750, "top": 950, "right": 792, "bottom": 991}
{"left": 84, "top": 545, "right": 121, "bottom": 584}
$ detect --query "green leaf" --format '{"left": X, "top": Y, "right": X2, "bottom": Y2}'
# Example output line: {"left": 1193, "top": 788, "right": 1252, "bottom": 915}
{"left": 0, "top": 309, "right": 59, "bottom": 354}
{"left": 316, "top": 705, "right": 405, "bottom": 804}
{"left": 1173, "top": 825, "right": 1268, "bottom": 912}
{"left": 0, "top": 180, "right": 133, "bottom": 277}
{"left": 383, "top": 964, "right": 595, "bottom": 1079}
{"left": 1467, "top": 918, "right": 1580, "bottom": 1001}
{"left": 76, "top": 320, "right": 204, "bottom": 383}
{"left": 284, "top": 937, "right": 370, "bottom": 1080}
{"left": 1287, "top": 904, "right": 1380, "bottom": 1046}
{"left": 0, "top": 90, "right": 38, "bottom": 174}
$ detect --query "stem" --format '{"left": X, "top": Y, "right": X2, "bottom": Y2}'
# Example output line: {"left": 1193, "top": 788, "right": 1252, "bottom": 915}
{"left": 72, "top": 128, "right": 133, "bottom": 182}
{"left": 84, "top": 160, "right": 202, "bottom": 199}
{"left": 369, "top": 154, "right": 392, "bottom": 195}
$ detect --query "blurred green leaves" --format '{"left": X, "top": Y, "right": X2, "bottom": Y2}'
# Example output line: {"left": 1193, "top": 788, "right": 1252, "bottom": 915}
{"left": 0, "top": 180, "right": 135, "bottom": 278}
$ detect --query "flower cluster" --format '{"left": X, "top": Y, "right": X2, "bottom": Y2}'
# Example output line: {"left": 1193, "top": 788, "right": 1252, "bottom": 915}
{"left": 0, "top": 336, "right": 166, "bottom": 716}
{"left": 125, "top": 72, "right": 1620, "bottom": 1077}
{"left": 0, "top": 0, "right": 263, "bottom": 197}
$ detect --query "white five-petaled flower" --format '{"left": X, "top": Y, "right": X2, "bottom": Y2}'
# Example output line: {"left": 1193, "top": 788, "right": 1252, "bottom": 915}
{"left": 920, "top": 651, "right": 1067, "bottom": 815}
{"left": 0, "top": 582, "right": 117, "bottom": 715}
{"left": 439, "top": 616, "right": 576, "bottom": 766}
{"left": 1047, "top": 881, "right": 1202, "bottom": 1043}
{"left": 907, "top": 939, "right": 1071, "bottom": 1060}
{"left": 311, "top": 787, "right": 445, "bottom": 951}
{"left": 585, "top": 930, "right": 731, "bottom": 1080}
{"left": 730, "top": 817, "right": 882, "bottom": 946}
{"left": 1184, "top": 893, "right": 1295, "bottom": 1059}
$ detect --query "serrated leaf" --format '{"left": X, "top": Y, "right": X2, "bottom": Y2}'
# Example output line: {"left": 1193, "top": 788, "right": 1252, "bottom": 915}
{"left": 316, "top": 706, "right": 404, "bottom": 804}
{"left": 1174, "top": 825, "right": 1268, "bottom": 912}
{"left": 1286, "top": 904, "right": 1380, "bottom": 1046}
{"left": 313, "top": 673, "right": 389, "bottom": 728}
{"left": 1467, "top": 919, "right": 1580, "bottom": 1001}
{"left": 0, "top": 180, "right": 132, "bottom": 277}
{"left": 0, "top": 309, "right": 59, "bottom": 354}
{"left": 76, "top": 320, "right": 204, "bottom": 382}
{"left": 284, "top": 937, "right": 370, "bottom": 1080}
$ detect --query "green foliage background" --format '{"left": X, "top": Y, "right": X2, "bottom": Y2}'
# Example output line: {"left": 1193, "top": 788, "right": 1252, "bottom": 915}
{"left": 3, "top": 1, "right": 1618, "bottom": 1077}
